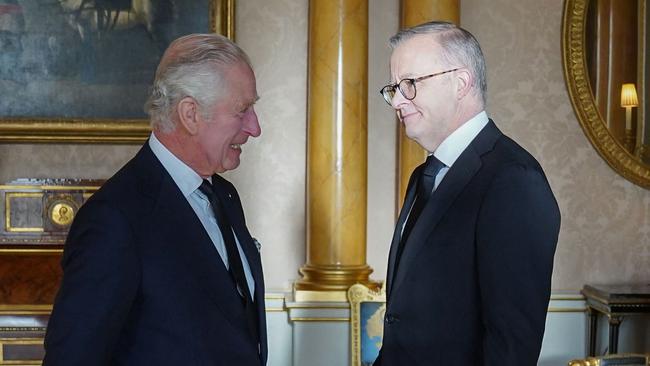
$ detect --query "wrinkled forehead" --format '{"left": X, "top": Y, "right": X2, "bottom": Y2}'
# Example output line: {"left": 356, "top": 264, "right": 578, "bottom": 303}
{"left": 389, "top": 34, "right": 445, "bottom": 81}
{"left": 223, "top": 62, "right": 259, "bottom": 103}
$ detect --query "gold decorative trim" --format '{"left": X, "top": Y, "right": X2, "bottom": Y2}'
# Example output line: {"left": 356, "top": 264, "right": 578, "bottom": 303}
{"left": 0, "top": 120, "right": 150, "bottom": 145}
{"left": 0, "top": 338, "right": 44, "bottom": 365}
{"left": 569, "top": 354, "right": 650, "bottom": 366}
{"left": 548, "top": 307, "right": 588, "bottom": 313}
{"left": 289, "top": 317, "right": 350, "bottom": 322}
{"left": 0, "top": 249, "right": 63, "bottom": 254}
{"left": 0, "top": 0, "right": 235, "bottom": 144}
{"left": 0, "top": 305, "right": 52, "bottom": 313}
{"left": 265, "top": 308, "right": 286, "bottom": 313}
{"left": 562, "top": 0, "right": 650, "bottom": 189}
{"left": 285, "top": 303, "right": 350, "bottom": 310}
{"left": 550, "top": 294, "right": 585, "bottom": 301}
{"left": 212, "top": 0, "right": 236, "bottom": 40}
{"left": 0, "top": 186, "right": 100, "bottom": 191}
{"left": 4, "top": 193, "right": 43, "bottom": 233}
{"left": 0, "top": 338, "right": 43, "bottom": 344}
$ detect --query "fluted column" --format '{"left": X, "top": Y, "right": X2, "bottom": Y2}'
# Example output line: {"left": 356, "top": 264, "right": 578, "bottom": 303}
{"left": 397, "top": 0, "right": 460, "bottom": 208}
{"left": 295, "top": 0, "right": 374, "bottom": 301}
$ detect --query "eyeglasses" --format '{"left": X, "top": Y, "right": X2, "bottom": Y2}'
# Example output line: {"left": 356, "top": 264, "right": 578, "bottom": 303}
{"left": 379, "top": 68, "right": 461, "bottom": 106}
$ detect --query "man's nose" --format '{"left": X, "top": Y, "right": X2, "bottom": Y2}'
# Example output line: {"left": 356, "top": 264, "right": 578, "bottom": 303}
{"left": 244, "top": 109, "right": 261, "bottom": 137}
{"left": 390, "top": 89, "right": 409, "bottom": 110}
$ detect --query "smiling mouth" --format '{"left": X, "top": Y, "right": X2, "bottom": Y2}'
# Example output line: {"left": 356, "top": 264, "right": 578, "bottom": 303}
{"left": 230, "top": 144, "right": 242, "bottom": 149}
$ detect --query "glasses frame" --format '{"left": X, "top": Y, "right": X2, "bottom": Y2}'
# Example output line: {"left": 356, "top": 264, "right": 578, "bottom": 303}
{"left": 379, "top": 68, "right": 461, "bottom": 106}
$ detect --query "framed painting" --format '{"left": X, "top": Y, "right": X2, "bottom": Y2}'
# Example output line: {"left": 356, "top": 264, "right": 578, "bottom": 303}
{"left": 0, "top": 0, "right": 234, "bottom": 143}
{"left": 348, "top": 283, "right": 386, "bottom": 366}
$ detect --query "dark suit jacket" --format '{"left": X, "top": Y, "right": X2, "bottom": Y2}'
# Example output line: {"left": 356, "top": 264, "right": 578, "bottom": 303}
{"left": 43, "top": 143, "right": 267, "bottom": 366}
{"left": 375, "top": 121, "right": 560, "bottom": 366}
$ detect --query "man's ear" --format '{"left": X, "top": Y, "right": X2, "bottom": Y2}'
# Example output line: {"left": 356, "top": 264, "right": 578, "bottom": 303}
{"left": 176, "top": 97, "right": 200, "bottom": 135}
{"left": 455, "top": 68, "right": 473, "bottom": 100}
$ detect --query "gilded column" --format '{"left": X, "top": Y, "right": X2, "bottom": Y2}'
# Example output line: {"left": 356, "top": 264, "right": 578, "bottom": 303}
{"left": 295, "top": 0, "right": 374, "bottom": 301}
{"left": 397, "top": 0, "right": 460, "bottom": 209}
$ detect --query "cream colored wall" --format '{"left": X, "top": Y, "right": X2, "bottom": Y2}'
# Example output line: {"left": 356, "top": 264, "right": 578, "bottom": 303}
{"left": 1, "top": 0, "right": 647, "bottom": 292}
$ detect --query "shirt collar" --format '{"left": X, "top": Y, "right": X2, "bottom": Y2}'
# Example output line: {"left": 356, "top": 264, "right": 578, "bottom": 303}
{"left": 434, "top": 111, "right": 489, "bottom": 168}
{"left": 149, "top": 132, "right": 204, "bottom": 198}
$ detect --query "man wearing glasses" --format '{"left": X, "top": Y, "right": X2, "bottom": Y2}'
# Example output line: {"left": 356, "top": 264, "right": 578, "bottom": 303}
{"left": 374, "top": 21, "right": 560, "bottom": 365}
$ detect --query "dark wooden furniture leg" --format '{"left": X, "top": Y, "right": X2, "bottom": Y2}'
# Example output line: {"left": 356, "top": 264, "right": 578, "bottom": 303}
{"left": 607, "top": 316, "right": 622, "bottom": 354}
{"left": 588, "top": 308, "right": 598, "bottom": 356}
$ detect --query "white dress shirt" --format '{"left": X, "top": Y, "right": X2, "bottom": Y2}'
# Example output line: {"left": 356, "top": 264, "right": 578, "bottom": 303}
{"left": 431, "top": 111, "right": 489, "bottom": 189}
{"left": 401, "top": 111, "right": 489, "bottom": 234}
{"left": 149, "top": 133, "right": 255, "bottom": 298}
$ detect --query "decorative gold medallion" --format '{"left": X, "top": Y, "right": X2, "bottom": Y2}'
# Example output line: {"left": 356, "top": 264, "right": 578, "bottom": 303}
{"left": 50, "top": 202, "right": 75, "bottom": 227}
{"left": 43, "top": 193, "right": 81, "bottom": 232}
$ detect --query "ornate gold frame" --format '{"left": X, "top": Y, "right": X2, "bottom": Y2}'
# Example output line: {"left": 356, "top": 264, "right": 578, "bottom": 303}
{"left": 562, "top": 0, "right": 650, "bottom": 189}
{"left": 0, "top": 0, "right": 235, "bottom": 144}
{"left": 348, "top": 283, "right": 386, "bottom": 366}
{"left": 568, "top": 354, "right": 650, "bottom": 366}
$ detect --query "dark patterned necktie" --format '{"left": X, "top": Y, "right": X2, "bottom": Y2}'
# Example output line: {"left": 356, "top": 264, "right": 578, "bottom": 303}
{"left": 198, "top": 180, "right": 259, "bottom": 342}
{"left": 394, "top": 155, "right": 445, "bottom": 270}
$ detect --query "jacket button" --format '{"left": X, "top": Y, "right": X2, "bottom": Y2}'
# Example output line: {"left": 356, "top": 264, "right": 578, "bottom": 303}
{"left": 384, "top": 314, "right": 399, "bottom": 324}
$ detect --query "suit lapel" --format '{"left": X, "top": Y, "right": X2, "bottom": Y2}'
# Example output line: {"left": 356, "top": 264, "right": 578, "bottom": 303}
{"left": 137, "top": 145, "right": 247, "bottom": 327}
{"left": 387, "top": 166, "right": 420, "bottom": 296}
{"left": 390, "top": 121, "right": 502, "bottom": 297}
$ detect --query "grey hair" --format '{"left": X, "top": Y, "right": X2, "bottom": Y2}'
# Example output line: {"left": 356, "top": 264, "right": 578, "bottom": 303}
{"left": 390, "top": 21, "right": 487, "bottom": 106}
{"left": 145, "top": 34, "right": 252, "bottom": 132}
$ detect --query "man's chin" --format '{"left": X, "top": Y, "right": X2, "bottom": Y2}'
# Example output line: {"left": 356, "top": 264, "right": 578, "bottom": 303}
{"left": 221, "top": 159, "right": 241, "bottom": 173}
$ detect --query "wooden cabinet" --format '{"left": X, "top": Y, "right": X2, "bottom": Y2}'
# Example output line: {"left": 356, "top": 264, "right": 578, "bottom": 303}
{"left": 0, "top": 179, "right": 102, "bottom": 365}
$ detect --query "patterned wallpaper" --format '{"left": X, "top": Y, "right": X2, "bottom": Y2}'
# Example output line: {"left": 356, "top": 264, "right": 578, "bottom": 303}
{"left": 0, "top": 0, "right": 647, "bottom": 291}
{"left": 462, "top": 0, "right": 650, "bottom": 289}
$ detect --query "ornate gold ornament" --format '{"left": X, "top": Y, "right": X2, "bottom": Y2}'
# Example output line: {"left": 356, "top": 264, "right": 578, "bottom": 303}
{"left": 562, "top": 0, "right": 650, "bottom": 189}
{"left": 49, "top": 202, "right": 75, "bottom": 227}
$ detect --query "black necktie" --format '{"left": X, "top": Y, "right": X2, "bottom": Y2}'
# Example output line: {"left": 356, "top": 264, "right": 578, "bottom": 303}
{"left": 198, "top": 179, "right": 259, "bottom": 343}
{"left": 394, "top": 155, "right": 445, "bottom": 270}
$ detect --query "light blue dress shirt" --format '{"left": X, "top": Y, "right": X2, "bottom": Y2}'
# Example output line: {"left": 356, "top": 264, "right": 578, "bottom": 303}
{"left": 149, "top": 133, "right": 255, "bottom": 298}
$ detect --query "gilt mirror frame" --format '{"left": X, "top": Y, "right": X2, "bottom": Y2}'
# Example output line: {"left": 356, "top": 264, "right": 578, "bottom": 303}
{"left": 562, "top": 0, "right": 650, "bottom": 189}
{"left": 0, "top": 0, "right": 235, "bottom": 144}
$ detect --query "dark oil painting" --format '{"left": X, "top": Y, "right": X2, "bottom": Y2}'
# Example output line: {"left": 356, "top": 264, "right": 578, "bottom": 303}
{"left": 0, "top": 0, "right": 211, "bottom": 120}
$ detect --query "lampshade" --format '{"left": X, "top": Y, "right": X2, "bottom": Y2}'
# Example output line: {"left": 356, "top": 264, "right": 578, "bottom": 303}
{"left": 621, "top": 83, "right": 639, "bottom": 107}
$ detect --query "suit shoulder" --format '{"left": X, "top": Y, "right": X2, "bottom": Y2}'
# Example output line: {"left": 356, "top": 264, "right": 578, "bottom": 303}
{"left": 487, "top": 134, "right": 544, "bottom": 172}
{"left": 84, "top": 150, "right": 159, "bottom": 218}
{"left": 90, "top": 158, "right": 140, "bottom": 202}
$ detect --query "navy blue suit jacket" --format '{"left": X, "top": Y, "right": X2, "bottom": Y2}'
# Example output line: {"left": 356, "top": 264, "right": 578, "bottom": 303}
{"left": 43, "top": 143, "right": 267, "bottom": 366}
{"left": 375, "top": 121, "right": 560, "bottom": 365}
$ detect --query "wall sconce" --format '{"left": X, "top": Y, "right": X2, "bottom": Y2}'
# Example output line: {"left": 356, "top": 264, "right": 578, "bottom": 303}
{"left": 621, "top": 83, "right": 639, "bottom": 130}
{"left": 620, "top": 83, "right": 639, "bottom": 153}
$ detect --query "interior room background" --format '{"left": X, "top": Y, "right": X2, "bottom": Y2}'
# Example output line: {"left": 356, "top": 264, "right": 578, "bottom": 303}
{"left": 0, "top": 0, "right": 648, "bottom": 302}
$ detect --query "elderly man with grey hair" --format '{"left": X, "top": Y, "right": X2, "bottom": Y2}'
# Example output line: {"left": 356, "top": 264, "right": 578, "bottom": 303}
{"left": 375, "top": 21, "right": 560, "bottom": 365}
{"left": 44, "top": 34, "right": 266, "bottom": 366}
